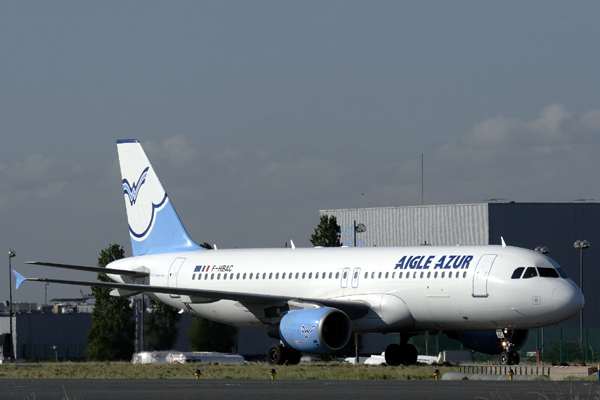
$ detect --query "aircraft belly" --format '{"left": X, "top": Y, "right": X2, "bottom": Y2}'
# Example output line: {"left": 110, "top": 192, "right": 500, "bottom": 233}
{"left": 183, "top": 300, "right": 268, "bottom": 329}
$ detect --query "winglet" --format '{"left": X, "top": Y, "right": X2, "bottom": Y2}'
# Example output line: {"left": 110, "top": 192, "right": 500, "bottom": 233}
{"left": 12, "top": 270, "right": 27, "bottom": 289}
{"left": 501, "top": 237, "right": 506, "bottom": 248}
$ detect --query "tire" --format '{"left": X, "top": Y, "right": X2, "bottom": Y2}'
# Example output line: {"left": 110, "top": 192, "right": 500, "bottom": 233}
{"left": 499, "top": 351, "right": 510, "bottom": 365}
{"left": 268, "top": 344, "right": 285, "bottom": 365}
{"left": 403, "top": 344, "right": 418, "bottom": 365}
{"left": 384, "top": 344, "right": 402, "bottom": 366}
{"left": 287, "top": 349, "right": 302, "bottom": 365}
{"left": 510, "top": 352, "right": 520, "bottom": 365}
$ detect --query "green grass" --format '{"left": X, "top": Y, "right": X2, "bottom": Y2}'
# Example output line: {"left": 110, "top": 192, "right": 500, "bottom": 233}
{"left": 0, "top": 361, "right": 457, "bottom": 380}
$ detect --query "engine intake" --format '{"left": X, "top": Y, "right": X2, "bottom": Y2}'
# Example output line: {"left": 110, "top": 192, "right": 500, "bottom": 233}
{"left": 268, "top": 307, "right": 352, "bottom": 354}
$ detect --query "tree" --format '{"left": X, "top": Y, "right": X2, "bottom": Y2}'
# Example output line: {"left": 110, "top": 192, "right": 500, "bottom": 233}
{"left": 188, "top": 317, "right": 237, "bottom": 353}
{"left": 86, "top": 244, "right": 135, "bottom": 361}
{"left": 310, "top": 215, "right": 342, "bottom": 247}
{"left": 144, "top": 299, "right": 181, "bottom": 351}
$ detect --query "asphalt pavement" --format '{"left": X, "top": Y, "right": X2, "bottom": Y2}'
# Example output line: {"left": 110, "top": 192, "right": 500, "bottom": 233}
{"left": 1, "top": 379, "right": 600, "bottom": 400}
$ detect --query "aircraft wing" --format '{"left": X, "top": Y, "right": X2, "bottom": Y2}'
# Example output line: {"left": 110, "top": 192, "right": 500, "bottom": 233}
{"left": 26, "top": 261, "right": 150, "bottom": 278}
{"left": 13, "top": 272, "right": 369, "bottom": 319}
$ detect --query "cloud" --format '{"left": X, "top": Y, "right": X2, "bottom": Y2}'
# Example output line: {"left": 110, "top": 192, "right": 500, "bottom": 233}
{"left": 427, "top": 104, "right": 600, "bottom": 204}
{"left": 526, "top": 103, "right": 570, "bottom": 139}
{"left": 143, "top": 135, "right": 199, "bottom": 167}
{"left": 581, "top": 108, "right": 600, "bottom": 131}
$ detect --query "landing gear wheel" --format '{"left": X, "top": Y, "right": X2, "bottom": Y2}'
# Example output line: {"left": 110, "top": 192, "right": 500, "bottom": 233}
{"left": 385, "top": 344, "right": 418, "bottom": 366}
{"left": 509, "top": 352, "right": 520, "bottom": 365}
{"left": 286, "top": 348, "right": 302, "bottom": 365}
{"left": 268, "top": 344, "right": 285, "bottom": 365}
{"left": 404, "top": 344, "right": 418, "bottom": 365}
{"left": 499, "top": 351, "right": 510, "bottom": 365}
{"left": 385, "top": 344, "right": 402, "bottom": 366}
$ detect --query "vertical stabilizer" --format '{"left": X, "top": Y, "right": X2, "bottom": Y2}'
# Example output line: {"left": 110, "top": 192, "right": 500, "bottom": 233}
{"left": 116, "top": 139, "right": 203, "bottom": 256}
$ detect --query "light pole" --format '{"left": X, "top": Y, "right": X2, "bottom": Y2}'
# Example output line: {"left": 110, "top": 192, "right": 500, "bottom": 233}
{"left": 574, "top": 239, "right": 589, "bottom": 337}
{"left": 7, "top": 248, "right": 15, "bottom": 360}
{"left": 533, "top": 245, "right": 548, "bottom": 362}
{"left": 353, "top": 221, "right": 366, "bottom": 247}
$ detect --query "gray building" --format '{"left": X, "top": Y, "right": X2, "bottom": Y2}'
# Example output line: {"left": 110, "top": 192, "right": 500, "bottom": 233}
{"left": 321, "top": 202, "right": 600, "bottom": 328}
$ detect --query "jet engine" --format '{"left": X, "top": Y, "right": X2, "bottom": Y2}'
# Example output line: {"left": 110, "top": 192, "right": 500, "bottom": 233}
{"left": 268, "top": 307, "right": 352, "bottom": 354}
{"left": 448, "top": 329, "right": 529, "bottom": 354}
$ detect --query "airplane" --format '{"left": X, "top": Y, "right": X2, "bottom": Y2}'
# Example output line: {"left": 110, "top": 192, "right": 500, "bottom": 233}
{"left": 50, "top": 289, "right": 92, "bottom": 303}
{"left": 13, "top": 139, "right": 584, "bottom": 366}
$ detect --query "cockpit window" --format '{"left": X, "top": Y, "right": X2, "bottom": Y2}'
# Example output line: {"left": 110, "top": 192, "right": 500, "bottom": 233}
{"left": 511, "top": 267, "right": 524, "bottom": 279}
{"left": 522, "top": 267, "right": 538, "bottom": 279}
{"left": 555, "top": 267, "right": 568, "bottom": 279}
{"left": 544, "top": 256, "right": 569, "bottom": 278}
{"left": 538, "top": 267, "right": 559, "bottom": 278}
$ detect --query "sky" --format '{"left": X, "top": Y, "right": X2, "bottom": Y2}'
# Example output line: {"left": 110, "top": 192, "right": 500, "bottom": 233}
{"left": 2, "top": 1, "right": 600, "bottom": 303}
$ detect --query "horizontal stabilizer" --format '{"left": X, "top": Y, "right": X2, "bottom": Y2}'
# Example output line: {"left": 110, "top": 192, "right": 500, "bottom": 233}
{"left": 110, "top": 288, "right": 142, "bottom": 298}
{"left": 12, "top": 270, "right": 26, "bottom": 290}
{"left": 25, "top": 261, "right": 150, "bottom": 278}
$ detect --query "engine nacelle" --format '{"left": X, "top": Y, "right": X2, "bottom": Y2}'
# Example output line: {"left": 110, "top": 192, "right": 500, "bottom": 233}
{"left": 269, "top": 308, "right": 352, "bottom": 354}
{"left": 449, "top": 329, "right": 529, "bottom": 354}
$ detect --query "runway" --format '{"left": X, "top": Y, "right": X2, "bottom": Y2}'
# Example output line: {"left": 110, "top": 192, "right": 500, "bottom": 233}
{"left": 1, "top": 379, "right": 600, "bottom": 400}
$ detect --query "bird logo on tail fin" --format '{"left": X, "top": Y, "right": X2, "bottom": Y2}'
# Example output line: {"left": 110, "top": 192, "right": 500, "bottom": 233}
{"left": 123, "top": 167, "right": 149, "bottom": 206}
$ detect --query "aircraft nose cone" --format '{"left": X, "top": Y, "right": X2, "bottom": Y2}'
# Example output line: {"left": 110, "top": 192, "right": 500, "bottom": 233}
{"left": 552, "top": 282, "right": 584, "bottom": 319}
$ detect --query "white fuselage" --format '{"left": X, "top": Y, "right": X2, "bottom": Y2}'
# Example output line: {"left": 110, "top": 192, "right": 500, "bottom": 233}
{"left": 107, "top": 245, "right": 583, "bottom": 333}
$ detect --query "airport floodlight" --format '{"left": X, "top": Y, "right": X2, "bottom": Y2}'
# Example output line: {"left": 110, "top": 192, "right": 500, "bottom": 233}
{"left": 574, "top": 239, "right": 590, "bottom": 338}
{"left": 7, "top": 248, "right": 15, "bottom": 360}
{"left": 534, "top": 245, "right": 549, "bottom": 254}
{"left": 353, "top": 221, "right": 366, "bottom": 247}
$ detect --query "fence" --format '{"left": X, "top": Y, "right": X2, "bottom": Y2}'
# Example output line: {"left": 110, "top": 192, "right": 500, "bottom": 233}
{"left": 19, "top": 343, "right": 86, "bottom": 361}
{"left": 399, "top": 327, "right": 600, "bottom": 365}
{"left": 15, "top": 327, "right": 600, "bottom": 364}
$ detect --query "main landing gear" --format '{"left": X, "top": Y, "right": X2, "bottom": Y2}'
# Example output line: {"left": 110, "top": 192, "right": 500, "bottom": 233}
{"left": 268, "top": 343, "right": 302, "bottom": 365}
{"left": 384, "top": 334, "right": 418, "bottom": 366}
{"left": 497, "top": 328, "right": 520, "bottom": 365}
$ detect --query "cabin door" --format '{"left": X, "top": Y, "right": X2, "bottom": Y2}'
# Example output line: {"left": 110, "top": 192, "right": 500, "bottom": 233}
{"left": 167, "top": 257, "right": 186, "bottom": 298}
{"left": 472, "top": 254, "right": 497, "bottom": 297}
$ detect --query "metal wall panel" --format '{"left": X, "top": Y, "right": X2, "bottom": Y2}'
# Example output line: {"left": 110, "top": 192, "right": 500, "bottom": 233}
{"left": 320, "top": 204, "right": 489, "bottom": 247}
{"left": 488, "top": 202, "right": 600, "bottom": 328}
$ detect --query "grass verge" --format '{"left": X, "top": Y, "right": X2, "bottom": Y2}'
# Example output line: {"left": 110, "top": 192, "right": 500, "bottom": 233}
{"left": 0, "top": 362, "right": 457, "bottom": 380}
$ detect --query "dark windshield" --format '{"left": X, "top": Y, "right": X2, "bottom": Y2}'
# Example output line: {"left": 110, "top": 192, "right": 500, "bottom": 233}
{"left": 544, "top": 256, "right": 569, "bottom": 278}
{"left": 511, "top": 267, "right": 524, "bottom": 279}
{"left": 538, "top": 267, "right": 559, "bottom": 278}
{"left": 522, "top": 267, "right": 538, "bottom": 279}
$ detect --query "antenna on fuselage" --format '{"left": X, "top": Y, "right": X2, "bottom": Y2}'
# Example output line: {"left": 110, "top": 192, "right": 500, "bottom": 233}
{"left": 501, "top": 237, "right": 507, "bottom": 248}
{"left": 290, "top": 240, "right": 296, "bottom": 249}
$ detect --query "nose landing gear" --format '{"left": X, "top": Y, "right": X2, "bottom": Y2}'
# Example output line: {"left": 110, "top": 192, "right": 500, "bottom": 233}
{"left": 497, "top": 328, "right": 521, "bottom": 365}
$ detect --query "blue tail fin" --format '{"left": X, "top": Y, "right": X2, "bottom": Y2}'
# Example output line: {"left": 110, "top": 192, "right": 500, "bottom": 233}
{"left": 116, "top": 139, "right": 203, "bottom": 256}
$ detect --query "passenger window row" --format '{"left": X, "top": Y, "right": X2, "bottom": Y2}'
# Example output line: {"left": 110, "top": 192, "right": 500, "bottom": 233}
{"left": 191, "top": 271, "right": 341, "bottom": 281}
{"left": 189, "top": 269, "right": 468, "bottom": 281}
{"left": 364, "top": 271, "right": 468, "bottom": 279}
